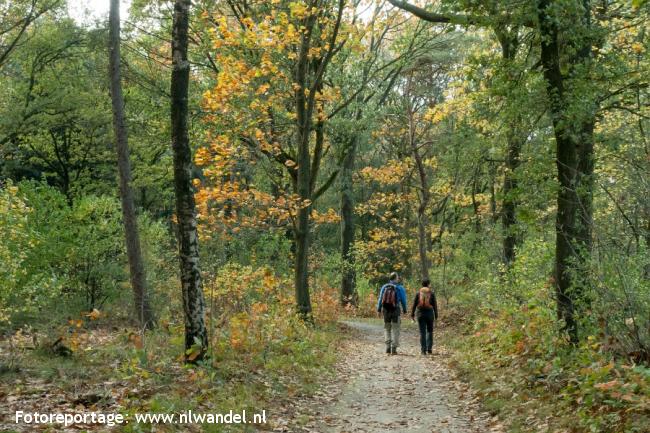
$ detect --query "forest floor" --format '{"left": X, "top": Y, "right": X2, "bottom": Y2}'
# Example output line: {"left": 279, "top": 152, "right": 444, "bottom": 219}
{"left": 1, "top": 318, "right": 509, "bottom": 433}
{"left": 277, "top": 319, "right": 504, "bottom": 433}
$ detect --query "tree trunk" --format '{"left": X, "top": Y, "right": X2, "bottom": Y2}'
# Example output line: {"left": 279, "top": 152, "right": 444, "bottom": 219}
{"left": 406, "top": 75, "right": 432, "bottom": 281}
{"left": 416, "top": 206, "right": 431, "bottom": 281}
{"left": 294, "top": 204, "right": 312, "bottom": 317}
{"left": 294, "top": 117, "right": 312, "bottom": 316}
{"left": 574, "top": 0, "right": 596, "bottom": 274}
{"left": 171, "top": 0, "right": 208, "bottom": 361}
{"left": 538, "top": 0, "right": 596, "bottom": 343}
{"left": 413, "top": 141, "right": 432, "bottom": 281}
{"left": 502, "top": 131, "right": 522, "bottom": 267}
{"left": 340, "top": 133, "right": 357, "bottom": 306}
{"left": 539, "top": 0, "right": 578, "bottom": 342}
{"left": 413, "top": 133, "right": 432, "bottom": 282}
{"left": 109, "top": 0, "right": 155, "bottom": 329}
{"left": 293, "top": 95, "right": 313, "bottom": 317}
{"left": 294, "top": 109, "right": 313, "bottom": 317}
{"left": 291, "top": 14, "right": 316, "bottom": 319}
{"left": 496, "top": 29, "right": 523, "bottom": 268}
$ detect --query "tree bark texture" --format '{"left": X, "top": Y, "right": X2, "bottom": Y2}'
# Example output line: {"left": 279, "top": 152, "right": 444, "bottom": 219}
{"left": 538, "top": 0, "right": 596, "bottom": 343}
{"left": 171, "top": 0, "right": 208, "bottom": 360}
{"left": 109, "top": 0, "right": 155, "bottom": 329}
{"left": 340, "top": 132, "right": 358, "bottom": 306}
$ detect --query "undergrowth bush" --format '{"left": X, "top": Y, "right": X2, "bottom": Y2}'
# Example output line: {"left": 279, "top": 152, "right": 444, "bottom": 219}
{"left": 112, "top": 264, "right": 339, "bottom": 432}
{"left": 435, "top": 231, "right": 650, "bottom": 433}
{"left": 449, "top": 299, "right": 650, "bottom": 433}
{"left": 0, "top": 181, "right": 172, "bottom": 330}
{"left": 203, "top": 263, "right": 340, "bottom": 364}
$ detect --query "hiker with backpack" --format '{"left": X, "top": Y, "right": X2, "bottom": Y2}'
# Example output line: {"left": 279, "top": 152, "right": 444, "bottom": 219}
{"left": 377, "top": 272, "right": 407, "bottom": 355}
{"left": 410, "top": 279, "right": 438, "bottom": 355}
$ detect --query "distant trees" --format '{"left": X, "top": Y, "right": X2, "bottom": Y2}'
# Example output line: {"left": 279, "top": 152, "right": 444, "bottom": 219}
{"left": 388, "top": 0, "right": 649, "bottom": 344}
{"left": 0, "top": 18, "right": 113, "bottom": 203}
{"left": 0, "top": 0, "right": 62, "bottom": 69}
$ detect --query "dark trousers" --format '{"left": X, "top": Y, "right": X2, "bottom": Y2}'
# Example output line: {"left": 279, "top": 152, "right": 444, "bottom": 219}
{"left": 417, "top": 310, "right": 434, "bottom": 352}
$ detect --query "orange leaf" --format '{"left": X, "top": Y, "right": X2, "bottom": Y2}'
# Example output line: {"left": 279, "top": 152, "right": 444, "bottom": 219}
{"left": 129, "top": 333, "right": 143, "bottom": 349}
{"left": 186, "top": 348, "right": 201, "bottom": 361}
{"left": 85, "top": 309, "right": 101, "bottom": 320}
{"left": 594, "top": 380, "right": 620, "bottom": 391}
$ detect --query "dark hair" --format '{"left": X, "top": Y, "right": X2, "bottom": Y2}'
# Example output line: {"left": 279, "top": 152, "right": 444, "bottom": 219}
{"left": 422, "top": 279, "right": 430, "bottom": 287}
{"left": 389, "top": 272, "right": 398, "bottom": 281}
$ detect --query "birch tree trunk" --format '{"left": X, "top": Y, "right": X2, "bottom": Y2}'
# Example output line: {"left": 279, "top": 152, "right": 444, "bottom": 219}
{"left": 171, "top": 0, "right": 208, "bottom": 360}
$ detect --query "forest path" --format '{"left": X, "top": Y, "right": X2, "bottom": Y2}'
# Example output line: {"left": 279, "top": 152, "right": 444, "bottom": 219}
{"left": 281, "top": 319, "right": 504, "bottom": 433}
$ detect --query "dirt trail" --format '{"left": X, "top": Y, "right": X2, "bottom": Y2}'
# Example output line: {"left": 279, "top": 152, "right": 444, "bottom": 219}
{"left": 281, "top": 319, "right": 503, "bottom": 433}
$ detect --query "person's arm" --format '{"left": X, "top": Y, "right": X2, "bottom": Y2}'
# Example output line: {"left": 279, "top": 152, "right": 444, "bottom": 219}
{"left": 432, "top": 291, "right": 439, "bottom": 320}
{"left": 410, "top": 293, "right": 419, "bottom": 318}
{"left": 377, "top": 285, "right": 385, "bottom": 312}
{"left": 399, "top": 285, "right": 408, "bottom": 313}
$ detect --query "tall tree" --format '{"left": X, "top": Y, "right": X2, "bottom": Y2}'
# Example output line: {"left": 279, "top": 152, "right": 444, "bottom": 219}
{"left": 494, "top": 26, "right": 524, "bottom": 268}
{"left": 109, "top": 0, "right": 156, "bottom": 329}
{"left": 339, "top": 122, "right": 358, "bottom": 305}
{"left": 387, "top": 0, "right": 597, "bottom": 342}
{"left": 171, "top": 0, "right": 208, "bottom": 360}
{"left": 405, "top": 71, "right": 433, "bottom": 281}
{"left": 292, "top": 0, "right": 346, "bottom": 317}
{"left": 537, "top": 0, "right": 596, "bottom": 342}
{"left": 197, "top": 0, "right": 350, "bottom": 318}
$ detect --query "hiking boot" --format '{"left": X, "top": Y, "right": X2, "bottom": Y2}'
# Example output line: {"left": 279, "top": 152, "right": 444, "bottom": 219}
{"left": 386, "top": 347, "right": 391, "bottom": 354}
{"left": 427, "top": 350, "right": 432, "bottom": 355}
{"left": 391, "top": 347, "right": 397, "bottom": 355}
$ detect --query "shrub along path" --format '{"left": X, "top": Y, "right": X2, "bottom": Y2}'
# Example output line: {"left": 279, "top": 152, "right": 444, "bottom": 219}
{"left": 279, "top": 319, "right": 504, "bottom": 433}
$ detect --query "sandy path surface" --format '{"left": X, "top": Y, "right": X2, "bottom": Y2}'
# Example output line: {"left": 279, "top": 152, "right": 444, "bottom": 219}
{"left": 280, "top": 319, "right": 503, "bottom": 433}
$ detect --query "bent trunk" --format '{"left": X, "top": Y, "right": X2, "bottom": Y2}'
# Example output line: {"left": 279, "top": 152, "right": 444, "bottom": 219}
{"left": 407, "top": 75, "right": 431, "bottom": 281}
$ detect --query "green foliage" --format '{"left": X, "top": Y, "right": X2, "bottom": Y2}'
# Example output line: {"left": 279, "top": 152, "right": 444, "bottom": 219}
{"left": 1, "top": 181, "right": 68, "bottom": 324}
{"left": 0, "top": 181, "right": 170, "bottom": 328}
{"left": 440, "top": 223, "right": 650, "bottom": 432}
{"left": 446, "top": 298, "right": 650, "bottom": 433}
{"left": 588, "top": 250, "right": 650, "bottom": 360}
{"left": 0, "top": 17, "right": 115, "bottom": 201}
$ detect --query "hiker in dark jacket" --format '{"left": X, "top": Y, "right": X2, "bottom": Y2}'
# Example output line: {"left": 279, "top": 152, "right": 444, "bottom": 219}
{"left": 377, "top": 272, "right": 407, "bottom": 355}
{"left": 410, "top": 279, "right": 438, "bottom": 355}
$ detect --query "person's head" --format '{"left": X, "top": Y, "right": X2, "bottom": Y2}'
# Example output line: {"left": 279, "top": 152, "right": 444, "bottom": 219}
{"left": 422, "top": 279, "right": 430, "bottom": 288}
{"left": 389, "top": 272, "right": 399, "bottom": 282}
